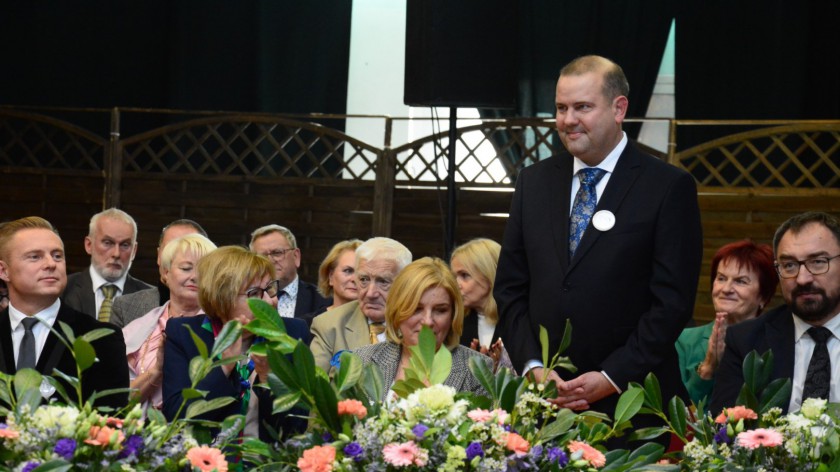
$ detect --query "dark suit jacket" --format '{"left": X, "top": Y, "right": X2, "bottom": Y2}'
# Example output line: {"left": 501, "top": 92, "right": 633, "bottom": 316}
{"left": 162, "top": 315, "right": 312, "bottom": 441}
{"left": 459, "top": 310, "right": 499, "bottom": 348}
{"left": 0, "top": 303, "right": 129, "bottom": 409}
{"left": 494, "top": 142, "right": 703, "bottom": 419}
{"left": 709, "top": 305, "right": 795, "bottom": 414}
{"left": 294, "top": 280, "right": 330, "bottom": 325}
{"left": 62, "top": 269, "right": 154, "bottom": 318}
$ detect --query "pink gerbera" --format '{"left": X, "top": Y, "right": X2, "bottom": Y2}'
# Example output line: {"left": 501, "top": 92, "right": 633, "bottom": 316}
{"left": 736, "top": 428, "right": 784, "bottom": 449}
{"left": 568, "top": 440, "right": 607, "bottom": 467}
{"left": 186, "top": 446, "right": 229, "bottom": 472}
{"left": 382, "top": 441, "right": 421, "bottom": 467}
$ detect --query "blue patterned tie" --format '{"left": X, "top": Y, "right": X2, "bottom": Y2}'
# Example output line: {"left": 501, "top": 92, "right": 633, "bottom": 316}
{"left": 802, "top": 327, "right": 832, "bottom": 401}
{"left": 569, "top": 168, "right": 607, "bottom": 257}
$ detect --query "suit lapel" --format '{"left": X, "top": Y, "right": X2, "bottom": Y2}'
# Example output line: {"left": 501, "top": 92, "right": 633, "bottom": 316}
{"left": 766, "top": 307, "right": 796, "bottom": 380}
{"left": 37, "top": 306, "right": 71, "bottom": 376}
{"left": 347, "top": 305, "right": 371, "bottom": 347}
{"left": 550, "top": 156, "right": 574, "bottom": 271}
{"left": 0, "top": 310, "right": 13, "bottom": 373}
{"left": 568, "top": 144, "right": 643, "bottom": 272}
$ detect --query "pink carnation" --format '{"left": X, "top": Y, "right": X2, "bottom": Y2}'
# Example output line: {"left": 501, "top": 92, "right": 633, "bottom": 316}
{"left": 568, "top": 440, "right": 607, "bottom": 467}
{"left": 467, "top": 408, "right": 508, "bottom": 424}
{"left": 297, "top": 445, "right": 336, "bottom": 472}
{"left": 337, "top": 399, "right": 367, "bottom": 419}
{"left": 737, "top": 428, "right": 784, "bottom": 449}
{"left": 0, "top": 428, "right": 19, "bottom": 439}
{"left": 382, "top": 441, "right": 421, "bottom": 467}
{"left": 715, "top": 405, "right": 758, "bottom": 424}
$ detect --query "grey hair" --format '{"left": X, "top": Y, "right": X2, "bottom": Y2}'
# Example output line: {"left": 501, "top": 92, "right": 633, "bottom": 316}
{"left": 355, "top": 237, "right": 412, "bottom": 272}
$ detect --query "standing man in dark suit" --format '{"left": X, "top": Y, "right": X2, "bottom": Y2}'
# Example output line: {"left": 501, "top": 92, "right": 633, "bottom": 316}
{"left": 249, "top": 224, "right": 330, "bottom": 324}
{"left": 494, "top": 56, "right": 703, "bottom": 425}
{"left": 0, "top": 216, "right": 129, "bottom": 408}
{"left": 710, "top": 211, "right": 840, "bottom": 414}
{"left": 62, "top": 208, "right": 153, "bottom": 321}
{"left": 110, "top": 218, "right": 207, "bottom": 328}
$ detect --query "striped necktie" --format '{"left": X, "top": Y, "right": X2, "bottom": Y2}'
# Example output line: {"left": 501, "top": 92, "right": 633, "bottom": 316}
{"left": 99, "top": 284, "right": 116, "bottom": 323}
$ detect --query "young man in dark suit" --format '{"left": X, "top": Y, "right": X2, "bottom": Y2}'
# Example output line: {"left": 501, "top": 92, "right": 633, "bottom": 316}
{"left": 0, "top": 216, "right": 129, "bottom": 409}
{"left": 710, "top": 211, "right": 840, "bottom": 414}
{"left": 495, "top": 55, "right": 703, "bottom": 430}
{"left": 62, "top": 208, "right": 153, "bottom": 321}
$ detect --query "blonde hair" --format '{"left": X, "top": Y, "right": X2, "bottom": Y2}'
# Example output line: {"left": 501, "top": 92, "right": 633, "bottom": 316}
{"left": 317, "top": 239, "right": 363, "bottom": 297}
{"left": 450, "top": 238, "right": 501, "bottom": 323}
{"left": 384, "top": 257, "right": 464, "bottom": 349}
{"left": 0, "top": 217, "right": 60, "bottom": 261}
{"left": 160, "top": 234, "right": 218, "bottom": 270}
{"left": 197, "top": 245, "right": 275, "bottom": 323}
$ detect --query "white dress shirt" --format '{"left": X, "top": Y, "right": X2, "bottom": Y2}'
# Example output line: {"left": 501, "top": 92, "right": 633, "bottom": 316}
{"left": 10, "top": 299, "right": 61, "bottom": 367}
{"left": 789, "top": 312, "right": 840, "bottom": 412}
{"left": 89, "top": 265, "right": 127, "bottom": 315}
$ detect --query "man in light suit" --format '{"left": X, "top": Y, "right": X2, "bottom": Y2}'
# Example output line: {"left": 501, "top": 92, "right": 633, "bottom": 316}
{"left": 710, "top": 212, "right": 840, "bottom": 414}
{"left": 0, "top": 216, "right": 129, "bottom": 409}
{"left": 62, "top": 208, "right": 153, "bottom": 320}
{"left": 250, "top": 224, "right": 330, "bottom": 324}
{"left": 110, "top": 218, "right": 207, "bottom": 328}
{"left": 494, "top": 56, "right": 703, "bottom": 430}
{"left": 310, "top": 237, "right": 412, "bottom": 372}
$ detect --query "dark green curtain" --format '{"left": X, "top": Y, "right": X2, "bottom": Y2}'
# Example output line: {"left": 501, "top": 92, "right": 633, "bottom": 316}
{"left": 675, "top": 0, "right": 840, "bottom": 149}
{"left": 0, "top": 1, "right": 352, "bottom": 134}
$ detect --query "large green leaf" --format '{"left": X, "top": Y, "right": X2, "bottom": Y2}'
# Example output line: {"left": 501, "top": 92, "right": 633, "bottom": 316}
{"left": 272, "top": 391, "right": 303, "bottom": 414}
{"left": 29, "top": 460, "right": 73, "bottom": 472}
{"left": 429, "top": 345, "right": 452, "bottom": 385}
{"left": 468, "top": 355, "right": 495, "bottom": 398}
{"left": 78, "top": 327, "right": 114, "bottom": 343}
{"left": 183, "top": 325, "right": 209, "bottom": 360}
{"left": 311, "top": 376, "right": 340, "bottom": 431}
{"left": 540, "top": 325, "right": 550, "bottom": 367}
{"left": 291, "top": 341, "right": 317, "bottom": 393}
{"left": 361, "top": 363, "right": 384, "bottom": 406}
{"left": 667, "top": 396, "right": 688, "bottom": 438}
{"left": 759, "top": 377, "right": 792, "bottom": 413}
{"left": 186, "top": 397, "right": 236, "bottom": 419}
{"left": 643, "top": 373, "right": 663, "bottom": 411}
{"left": 335, "top": 351, "right": 363, "bottom": 393}
{"left": 73, "top": 338, "right": 96, "bottom": 372}
{"left": 189, "top": 357, "right": 212, "bottom": 384}
{"left": 210, "top": 321, "right": 242, "bottom": 360}
{"left": 13, "top": 369, "right": 42, "bottom": 397}
{"left": 247, "top": 298, "right": 287, "bottom": 334}
{"left": 613, "top": 386, "right": 644, "bottom": 426}
{"left": 267, "top": 348, "right": 301, "bottom": 392}
{"left": 57, "top": 321, "right": 75, "bottom": 344}
{"left": 181, "top": 388, "right": 207, "bottom": 400}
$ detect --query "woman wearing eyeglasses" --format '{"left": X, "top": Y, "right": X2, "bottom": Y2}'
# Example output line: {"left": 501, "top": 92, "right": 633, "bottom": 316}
{"left": 162, "top": 245, "right": 311, "bottom": 440}
{"left": 123, "top": 234, "right": 217, "bottom": 410}
{"left": 675, "top": 240, "right": 778, "bottom": 407}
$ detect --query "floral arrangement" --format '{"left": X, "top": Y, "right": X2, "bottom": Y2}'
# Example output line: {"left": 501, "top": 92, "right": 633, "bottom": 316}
{"left": 0, "top": 319, "right": 252, "bottom": 471}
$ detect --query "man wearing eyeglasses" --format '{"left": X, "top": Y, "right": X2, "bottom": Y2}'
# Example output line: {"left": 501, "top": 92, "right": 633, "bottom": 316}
{"left": 711, "top": 211, "right": 840, "bottom": 414}
{"left": 309, "top": 237, "right": 412, "bottom": 373}
{"left": 249, "top": 224, "right": 329, "bottom": 324}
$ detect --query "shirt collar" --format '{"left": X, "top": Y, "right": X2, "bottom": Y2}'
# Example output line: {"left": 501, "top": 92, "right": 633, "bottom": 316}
{"left": 282, "top": 275, "right": 299, "bottom": 299}
{"left": 9, "top": 298, "right": 61, "bottom": 331}
{"left": 572, "top": 132, "right": 627, "bottom": 175}
{"left": 88, "top": 265, "right": 128, "bottom": 293}
{"left": 792, "top": 311, "right": 840, "bottom": 341}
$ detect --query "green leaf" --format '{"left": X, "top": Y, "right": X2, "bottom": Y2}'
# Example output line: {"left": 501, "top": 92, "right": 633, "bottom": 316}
{"left": 429, "top": 345, "right": 452, "bottom": 385}
{"left": 210, "top": 321, "right": 242, "bottom": 360}
{"left": 557, "top": 319, "right": 573, "bottom": 353}
{"left": 667, "top": 395, "right": 688, "bottom": 438}
{"left": 537, "top": 408, "right": 577, "bottom": 442}
{"left": 78, "top": 327, "right": 114, "bottom": 343}
{"left": 614, "top": 386, "right": 644, "bottom": 426}
{"left": 759, "top": 377, "right": 792, "bottom": 413}
{"left": 627, "top": 442, "right": 666, "bottom": 462}
{"left": 247, "top": 299, "right": 287, "bottom": 334}
{"left": 188, "top": 357, "right": 212, "bottom": 384}
{"left": 29, "top": 460, "right": 73, "bottom": 472}
{"left": 183, "top": 325, "right": 209, "bottom": 359}
{"left": 181, "top": 388, "right": 207, "bottom": 400}
{"left": 57, "top": 321, "right": 75, "bottom": 343}
{"left": 361, "top": 363, "right": 384, "bottom": 406}
{"left": 72, "top": 338, "right": 96, "bottom": 372}
{"left": 291, "top": 341, "right": 317, "bottom": 393}
{"left": 272, "top": 391, "right": 303, "bottom": 414}
{"left": 643, "top": 373, "right": 663, "bottom": 412}
{"left": 468, "top": 355, "right": 495, "bottom": 398}
{"left": 311, "top": 375, "right": 340, "bottom": 431}
{"left": 540, "top": 325, "right": 550, "bottom": 366}
{"left": 626, "top": 426, "right": 671, "bottom": 442}
{"left": 186, "top": 397, "right": 236, "bottom": 419}
{"left": 335, "top": 351, "right": 363, "bottom": 393}
{"left": 13, "top": 369, "right": 42, "bottom": 397}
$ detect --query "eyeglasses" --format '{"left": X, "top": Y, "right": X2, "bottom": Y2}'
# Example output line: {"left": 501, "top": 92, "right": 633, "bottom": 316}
{"left": 245, "top": 279, "right": 282, "bottom": 299}
{"left": 262, "top": 248, "right": 295, "bottom": 261}
{"left": 775, "top": 255, "right": 840, "bottom": 279}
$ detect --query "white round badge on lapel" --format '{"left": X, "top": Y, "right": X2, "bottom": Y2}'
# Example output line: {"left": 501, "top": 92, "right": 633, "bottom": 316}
{"left": 592, "top": 210, "right": 615, "bottom": 232}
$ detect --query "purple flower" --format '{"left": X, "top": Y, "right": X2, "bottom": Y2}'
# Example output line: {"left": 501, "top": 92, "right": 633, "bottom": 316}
{"left": 322, "top": 432, "right": 333, "bottom": 442}
{"left": 547, "top": 447, "right": 568, "bottom": 466}
{"left": 466, "top": 441, "right": 485, "bottom": 460}
{"left": 22, "top": 462, "right": 40, "bottom": 472}
{"left": 714, "top": 425, "right": 732, "bottom": 444}
{"left": 412, "top": 423, "right": 429, "bottom": 439}
{"left": 118, "top": 434, "right": 145, "bottom": 459}
{"left": 54, "top": 438, "right": 77, "bottom": 460}
{"left": 343, "top": 442, "right": 364, "bottom": 461}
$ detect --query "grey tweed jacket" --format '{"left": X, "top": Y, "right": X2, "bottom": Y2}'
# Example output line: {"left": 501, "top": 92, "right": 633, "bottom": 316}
{"left": 352, "top": 341, "right": 492, "bottom": 402}
{"left": 110, "top": 287, "right": 161, "bottom": 328}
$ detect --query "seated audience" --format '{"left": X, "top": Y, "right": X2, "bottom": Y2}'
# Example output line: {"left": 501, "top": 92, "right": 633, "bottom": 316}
{"left": 352, "top": 257, "right": 492, "bottom": 402}
{"left": 123, "top": 234, "right": 217, "bottom": 409}
{"left": 676, "top": 240, "right": 777, "bottom": 406}
{"left": 710, "top": 212, "right": 840, "bottom": 414}
{"left": 0, "top": 216, "right": 129, "bottom": 409}
{"left": 310, "top": 237, "right": 412, "bottom": 373}
{"left": 162, "top": 246, "right": 311, "bottom": 440}
{"left": 313, "top": 239, "right": 363, "bottom": 316}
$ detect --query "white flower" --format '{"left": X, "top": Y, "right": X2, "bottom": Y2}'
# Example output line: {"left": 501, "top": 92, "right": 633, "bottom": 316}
{"left": 785, "top": 413, "right": 814, "bottom": 431}
{"left": 410, "top": 384, "right": 456, "bottom": 411}
{"left": 31, "top": 405, "right": 80, "bottom": 438}
{"left": 800, "top": 398, "right": 827, "bottom": 419}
